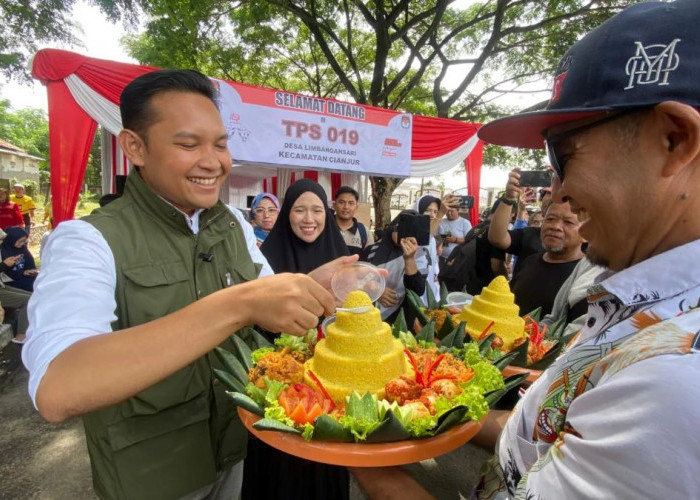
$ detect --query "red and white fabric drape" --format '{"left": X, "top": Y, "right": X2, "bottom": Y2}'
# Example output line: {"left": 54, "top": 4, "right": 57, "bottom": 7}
{"left": 32, "top": 49, "right": 484, "bottom": 225}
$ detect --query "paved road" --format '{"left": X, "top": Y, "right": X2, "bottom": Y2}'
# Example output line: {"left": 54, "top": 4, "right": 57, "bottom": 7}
{"left": 0, "top": 344, "right": 490, "bottom": 499}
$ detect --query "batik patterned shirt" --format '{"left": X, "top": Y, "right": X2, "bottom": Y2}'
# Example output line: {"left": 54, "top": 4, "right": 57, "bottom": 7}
{"left": 481, "top": 239, "right": 700, "bottom": 499}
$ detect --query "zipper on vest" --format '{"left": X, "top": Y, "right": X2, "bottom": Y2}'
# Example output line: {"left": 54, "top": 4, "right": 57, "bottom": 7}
{"left": 193, "top": 232, "right": 202, "bottom": 298}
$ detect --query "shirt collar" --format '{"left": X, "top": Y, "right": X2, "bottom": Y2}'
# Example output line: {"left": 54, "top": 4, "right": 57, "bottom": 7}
{"left": 154, "top": 193, "right": 204, "bottom": 234}
{"left": 593, "top": 239, "right": 700, "bottom": 306}
{"left": 338, "top": 217, "right": 358, "bottom": 232}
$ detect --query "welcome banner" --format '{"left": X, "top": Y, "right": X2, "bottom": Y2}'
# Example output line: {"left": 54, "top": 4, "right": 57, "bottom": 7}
{"left": 214, "top": 79, "right": 413, "bottom": 177}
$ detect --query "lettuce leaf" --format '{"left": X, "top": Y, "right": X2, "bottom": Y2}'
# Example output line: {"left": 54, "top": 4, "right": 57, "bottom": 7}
{"left": 264, "top": 401, "right": 295, "bottom": 427}
{"left": 246, "top": 377, "right": 288, "bottom": 407}
{"left": 405, "top": 415, "right": 438, "bottom": 437}
{"left": 301, "top": 423, "right": 315, "bottom": 441}
{"left": 467, "top": 361, "right": 505, "bottom": 394}
{"left": 462, "top": 342, "right": 482, "bottom": 367}
{"left": 438, "top": 386, "right": 490, "bottom": 422}
{"left": 398, "top": 331, "right": 418, "bottom": 349}
{"left": 485, "top": 347, "right": 504, "bottom": 362}
{"left": 274, "top": 333, "right": 312, "bottom": 355}
{"left": 251, "top": 347, "right": 275, "bottom": 365}
{"left": 303, "top": 328, "right": 319, "bottom": 347}
{"left": 418, "top": 340, "right": 438, "bottom": 349}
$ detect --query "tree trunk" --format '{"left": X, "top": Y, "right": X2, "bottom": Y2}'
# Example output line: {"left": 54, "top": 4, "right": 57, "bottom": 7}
{"left": 370, "top": 176, "right": 404, "bottom": 233}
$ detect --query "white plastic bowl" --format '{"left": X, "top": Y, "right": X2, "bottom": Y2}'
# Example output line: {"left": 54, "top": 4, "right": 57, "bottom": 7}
{"left": 445, "top": 291, "right": 473, "bottom": 313}
{"left": 320, "top": 314, "right": 336, "bottom": 337}
{"left": 331, "top": 262, "right": 386, "bottom": 303}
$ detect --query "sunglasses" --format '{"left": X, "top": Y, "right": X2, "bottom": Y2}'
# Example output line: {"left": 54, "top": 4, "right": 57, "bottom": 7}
{"left": 544, "top": 107, "right": 651, "bottom": 180}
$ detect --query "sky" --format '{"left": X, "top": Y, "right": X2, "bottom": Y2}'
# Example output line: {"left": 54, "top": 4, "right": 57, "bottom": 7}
{"left": 0, "top": 0, "right": 530, "bottom": 190}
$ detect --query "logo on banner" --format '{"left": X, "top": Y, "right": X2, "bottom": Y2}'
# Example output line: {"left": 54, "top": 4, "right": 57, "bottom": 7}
{"left": 401, "top": 115, "right": 411, "bottom": 129}
{"left": 382, "top": 137, "right": 402, "bottom": 157}
{"left": 225, "top": 112, "right": 251, "bottom": 143}
{"left": 625, "top": 39, "right": 681, "bottom": 90}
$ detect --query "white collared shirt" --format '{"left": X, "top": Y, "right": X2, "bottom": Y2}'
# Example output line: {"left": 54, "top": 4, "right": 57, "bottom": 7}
{"left": 492, "top": 239, "right": 700, "bottom": 499}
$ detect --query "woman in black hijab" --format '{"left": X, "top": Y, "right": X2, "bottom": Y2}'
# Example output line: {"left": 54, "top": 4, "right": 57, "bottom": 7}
{"left": 1, "top": 226, "right": 38, "bottom": 292}
{"left": 246, "top": 178, "right": 350, "bottom": 500}
{"left": 261, "top": 178, "right": 349, "bottom": 273}
{"left": 362, "top": 210, "right": 426, "bottom": 325}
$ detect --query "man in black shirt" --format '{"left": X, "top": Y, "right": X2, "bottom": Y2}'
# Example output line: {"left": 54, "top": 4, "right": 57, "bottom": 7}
{"left": 510, "top": 201, "right": 584, "bottom": 316}
{"left": 488, "top": 169, "right": 546, "bottom": 272}
{"left": 333, "top": 186, "right": 369, "bottom": 255}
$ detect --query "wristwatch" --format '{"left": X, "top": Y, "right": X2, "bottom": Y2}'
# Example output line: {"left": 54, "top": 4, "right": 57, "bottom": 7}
{"left": 500, "top": 196, "right": 518, "bottom": 207}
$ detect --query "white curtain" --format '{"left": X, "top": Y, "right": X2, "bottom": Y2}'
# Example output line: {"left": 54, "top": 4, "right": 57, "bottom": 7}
{"left": 66, "top": 74, "right": 122, "bottom": 136}
{"left": 409, "top": 134, "right": 479, "bottom": 177}
{"left": 276, "top": 168, "right": 301, "bottom": 201}
{"left": 317, "top": 171, "right": 332, "bottom": 202}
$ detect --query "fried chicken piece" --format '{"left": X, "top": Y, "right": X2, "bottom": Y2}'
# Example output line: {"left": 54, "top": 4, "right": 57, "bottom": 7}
{"left": 385, "top": 376, "right": 422, "bottom": 405}
{"left": 429, "top": 379, "right": 462, "bottom": 399}
{"left": 248, "top": 350, "right": 304, "bottom": 388}
{"left": 419, "top": 389, "right": 439, "bottom": 414}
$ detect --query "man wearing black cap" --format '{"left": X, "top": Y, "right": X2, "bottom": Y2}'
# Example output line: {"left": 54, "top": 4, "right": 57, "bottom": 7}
{"left": 352, "top": 1, "right": 700, "bottom": 497}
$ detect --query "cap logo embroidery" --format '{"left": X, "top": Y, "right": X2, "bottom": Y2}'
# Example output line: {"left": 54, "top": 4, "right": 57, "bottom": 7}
{"left": 550, "top": 71, "right": 568, "bottom": 104}
{"left": 624, "top": 39, "right": 681, "bottom": 90}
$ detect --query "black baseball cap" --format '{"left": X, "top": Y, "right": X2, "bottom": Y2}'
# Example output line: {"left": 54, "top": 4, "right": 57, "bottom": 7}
{"left": 479, "top": 0, "right": 700, "bottom": 149}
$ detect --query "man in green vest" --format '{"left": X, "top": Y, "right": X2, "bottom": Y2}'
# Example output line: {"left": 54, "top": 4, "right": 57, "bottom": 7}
{"left": 22, "top": 69, "right": 347, "bottom": 499}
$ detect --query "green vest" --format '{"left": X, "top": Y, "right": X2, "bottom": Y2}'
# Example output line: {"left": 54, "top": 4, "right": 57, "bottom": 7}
{"left": 81, "top": 171, "right": 259, "bottom": 500}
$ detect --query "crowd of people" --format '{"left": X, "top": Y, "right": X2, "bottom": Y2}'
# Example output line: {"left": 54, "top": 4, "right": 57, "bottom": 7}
{"left": 0, "top": 184, "right": 39, "bottom": 344}
{"left": 14, "top": 1, "right": 700, "bottom": 498}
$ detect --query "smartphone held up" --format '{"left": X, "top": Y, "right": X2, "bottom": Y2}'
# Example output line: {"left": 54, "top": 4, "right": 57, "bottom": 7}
{"left": 397, "top": 213, "right": 430, "bottom": 246}
{"left": 518, "top": 170, "right": 552, "bottom": 188}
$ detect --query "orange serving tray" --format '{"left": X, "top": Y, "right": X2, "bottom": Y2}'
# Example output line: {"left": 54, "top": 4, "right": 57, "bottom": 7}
{"left": 238, "top": 407, "right": 484, "bottom": 467}
{"left": 501, "top": 365, "right": 542, "bottom": 385}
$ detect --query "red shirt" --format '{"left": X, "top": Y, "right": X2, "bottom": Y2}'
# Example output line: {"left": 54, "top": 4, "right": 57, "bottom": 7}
{"left": 0, "top": 202, "right": 24, "bottom": 230}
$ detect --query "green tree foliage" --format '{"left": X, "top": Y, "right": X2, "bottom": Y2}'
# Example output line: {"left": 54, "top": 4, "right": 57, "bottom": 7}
{"left": 0, "top": 99, "right": 50, "bottom": 191}
{"left": 0, "top": 100, "right": 102, "bottom": 194}
{"left": 103, "top": 0, "right": 633, "bottom": 227}
{"left": 0, "top": 99, "right": 48, "bottom": 159}
{"left": 0, "top": 0, "right": 80, "bottom": 80}
{"left": 84, "top": 129, "right": 103, "bottom": 193}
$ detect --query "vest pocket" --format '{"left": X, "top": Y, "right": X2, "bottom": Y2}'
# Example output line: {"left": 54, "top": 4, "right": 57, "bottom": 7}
{"left": 122, "top": 262, "right": 192, "bottom": 326}
{"left": 227, "top": 259, "right": 261, "bottom": 286}
{"left": 106, "top": 394, "right": 217, "bottom": 500}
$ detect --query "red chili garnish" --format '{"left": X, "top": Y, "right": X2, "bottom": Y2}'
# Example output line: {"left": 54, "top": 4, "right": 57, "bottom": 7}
{"left": 404, "top": 349, "right": 455, "bottom": 388}
{"left": 524, "top": 317, "right": 546, "bottom": 346}
{"left": 307, "top": 370, "right": 335, "bottom": 410}
{"left": 316, "top": 325, "right": 324, "bottom": 342}
{"left": 478, "top": 321, "right": 496, "bottom": 340}
{"left": 404, "top": 348, "right": 425, "bottom": 386}
{"left": 424, "top": 353, "right": 444, "bottom": 384}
